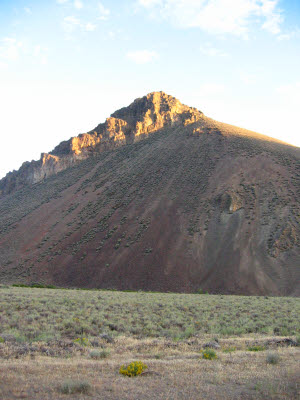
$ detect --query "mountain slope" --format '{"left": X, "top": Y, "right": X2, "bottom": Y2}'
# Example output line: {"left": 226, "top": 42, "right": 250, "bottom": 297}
{"left": 0, "top": 92, "right": 299, "bottom": 295}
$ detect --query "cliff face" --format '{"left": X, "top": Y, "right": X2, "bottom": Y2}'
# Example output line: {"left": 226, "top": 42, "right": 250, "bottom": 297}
{"left": 51, "top": 91, "right": 202, "bottom": 158}
{"left": 0, "top": 92, "right": 203, "bottom": 196}
{"left": 0, "top": 91, "right": 299, "bottom": 295}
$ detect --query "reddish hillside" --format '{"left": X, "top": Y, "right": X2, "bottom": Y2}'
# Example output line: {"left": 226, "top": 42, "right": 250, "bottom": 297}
{"left": 0, "top": 92, "right": 299, "bottom": 295}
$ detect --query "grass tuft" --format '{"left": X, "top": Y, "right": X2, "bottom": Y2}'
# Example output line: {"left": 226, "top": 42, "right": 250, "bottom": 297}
{"left": 222, "top": 347, "right": 236, "bottom": 353}
{"left": 58, "top": 380, "right": 91, "bottom": 394}
{"left": 266, "top": 352, "right": 280, "bottom": 365}
{"left": 89, "top": 349, "right": 110, "bottom": 359}
{"left": 248, "top": 345, "right": 265, "bottom": 352}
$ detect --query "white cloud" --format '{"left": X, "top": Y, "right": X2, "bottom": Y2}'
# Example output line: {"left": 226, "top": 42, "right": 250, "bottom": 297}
{"left": 260, "top": 0, "right": 283, "bottom": 33}
{"left": 0, "top": 38, "right": 48, "bottom": 65}
{"left": 58, "top": 1, "right": 106, "bottom": 34}
{"left": 137, "top": 0, "right": 283, "bottom": 37}
{"left": 139, "top": 0, "right": 161, "bottom": 6}
{"left": 62, "top": 15, "right": 81, "bottom": 33}
{"left": 200, "top": 43, "right": 228, "bottom": 57}
{"left": 0, "top": 38, "right": 23, "bottom": 61}
{"left": 33, "top": 45, "right": 48, "bottom": 65}
{"left": 127, "top": 50, "right": 158, "bottom": 64}
{"left": 98, "top": 2, "right": 110, "bottom": 20}
{"left": 85, "top": 23, "right": 97, "bottom": 31}
{"left": 277, "top": 33, "right": 292, "bottom": 41}
{"left": 24, "top": 7, "right": 32, "bottom": 14}
{"left": 277, "top": 28, "right": 300, "bottom": 41}
{"left": 261, "top": 11, "right": 282, "bottom": 34}
{"left": 62, "top": 16, "right": 98, "bottom": 33}
{"left": 239, "top": 71, "right": 257, "bottom": 85}
{"left": 74, "top": 0, "right": 83, "bottom": 9}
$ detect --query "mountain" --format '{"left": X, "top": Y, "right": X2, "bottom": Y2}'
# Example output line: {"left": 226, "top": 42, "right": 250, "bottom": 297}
{"left": 0, "top": 91, "right": 299, "bottom": 295}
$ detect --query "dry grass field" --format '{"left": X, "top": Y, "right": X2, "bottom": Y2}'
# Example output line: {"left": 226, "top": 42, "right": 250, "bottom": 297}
{"left": 0, "top": 286, "right": 299, "bottom": 399}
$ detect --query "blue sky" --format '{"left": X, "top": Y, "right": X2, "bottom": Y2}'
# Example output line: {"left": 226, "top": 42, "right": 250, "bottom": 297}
{"left": 0, "top": 0, "right": 299, "bottom": 178}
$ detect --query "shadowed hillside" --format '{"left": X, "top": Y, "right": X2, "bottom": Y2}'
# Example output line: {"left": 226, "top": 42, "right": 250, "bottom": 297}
{"left": 0, "top": 92, "right": 299, "bottom": 295}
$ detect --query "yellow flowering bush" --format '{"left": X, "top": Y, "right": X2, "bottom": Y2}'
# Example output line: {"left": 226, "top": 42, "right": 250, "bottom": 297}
{"left": 119, "top": 361, "right": 148, "bottom": 377}
{"left": 201, "top": 348, "right": 217, "bottom": 360}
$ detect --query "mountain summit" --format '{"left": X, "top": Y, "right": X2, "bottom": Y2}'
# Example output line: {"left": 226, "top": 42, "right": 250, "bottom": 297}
{"left": 50, "top": 91, "right": 202, "bottom": 159}
{"left": 0, "top": 92, "right": 299, "bottom": 295}
{"left": 0, "top": 92, "right": 202, "bottom": 196}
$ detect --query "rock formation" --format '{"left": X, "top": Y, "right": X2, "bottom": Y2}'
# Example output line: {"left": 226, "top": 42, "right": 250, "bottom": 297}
{"left": 0, "top": 92, "right": 203, "bottom": 196}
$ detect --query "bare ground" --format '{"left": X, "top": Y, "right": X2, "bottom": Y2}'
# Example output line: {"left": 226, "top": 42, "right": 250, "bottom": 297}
{"left": 0, "top": 337, "right": 299, "bottom": 400}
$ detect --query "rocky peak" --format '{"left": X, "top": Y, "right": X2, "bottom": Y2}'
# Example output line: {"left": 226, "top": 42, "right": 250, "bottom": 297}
{"left": 110, "top": 91, "right": 202, "bottom": 131}
{"left": 0, "top": 92, "right": 203, "bottom": 195}
{"left": 50, "top": 92, "right": 202, "bottom": 158}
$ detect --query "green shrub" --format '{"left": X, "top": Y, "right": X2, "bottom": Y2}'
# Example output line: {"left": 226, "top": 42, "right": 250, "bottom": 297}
{"left": 201, "top": 348, "right": 217, "bottom": 360}
{"left": 222, "top": 347, "right": 236, "bottom": 353}
{"left": 89, "top": 349, "right": 110, "bottom": 359}
{"left": 12, "top": 283, "right": 57, "bottom": 289}
{"left": 0, "top": 336, "right": 4, "bottom": 343}
{"left": 266, "top": 352, "right": 280, "bottom": 364}
{"left": 74, "top": 337, "right": 89, "bottom": 346}
{"left": 12, "top": 284, "right": 28, "bottom": 287}
{"left": 31, "top": 283, "right": 57, "bottom": 289}
{"left": 119, "top": 361, "right": 148, "bottom": 377}
{"left": 248, "top": 345, "right": 265, "bottom": 352}
{"left": 58, "top": 380, "right": 91, "bottom": 394}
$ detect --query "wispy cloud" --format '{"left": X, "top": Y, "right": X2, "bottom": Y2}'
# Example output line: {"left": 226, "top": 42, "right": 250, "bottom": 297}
{"left": 62, "top": 16, "right": 98, "bottom": 33}
{"left": 199, "top": 43, "right": 228, "bottom": 57}
{"left": 139, "top": 0, "right": 161, "bottom": 5}
{"left": 0, "top": 38, "right": 23, "bottom": 61}
{"left": 85, "top": 22, "right": 97, "bottom": 31}
{"left": 0, "top": 38, "right": 48, "bottom": 65}
{"left": 98, "top": 2, "right": 110, "bottom": 20}
{"left": 62, "top": 16, "right": 81, "bottom": 33}
{"left": 24, "top": 7, "right": 32, "bottom": 15}
{"left": 33, "top": 45, "right": 48, "bottom": 65}
{"left": 74, "top": 0, "right": 83, "bottom": 9}
{"left": 277, "top": 28, "right": 300, "bottom": 41}
{"left": 137, "top": 0, "right": 283, "bottom": 37}
{"left": 239, "top": 71, "right": 257, "bottom": 85}
{"left": 57, "top": 0, "right": 84, "bottom": 9}
{"left": 127, "top": 50, "right": 158, "bottom": 64}
{"left": 57, "top": 1, "right": 108, "bottom": 35}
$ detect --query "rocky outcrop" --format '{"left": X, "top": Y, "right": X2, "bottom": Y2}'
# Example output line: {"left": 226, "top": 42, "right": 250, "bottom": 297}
{"left": 269, "top": 223, "right": 299, "bottom": 258}
{"left": 216, "top": 191, "right": 244, "bottom": 213}
{"left": 0, "top": 92, "right": 203, "bottom": 196}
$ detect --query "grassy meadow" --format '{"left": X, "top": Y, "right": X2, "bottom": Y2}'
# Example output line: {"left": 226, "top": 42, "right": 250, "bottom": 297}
{"left": 0, "top": 286, "right": 299, "bottom": 340}
{"left": 0, "top": 286, "right": 299, "bottom": 399}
